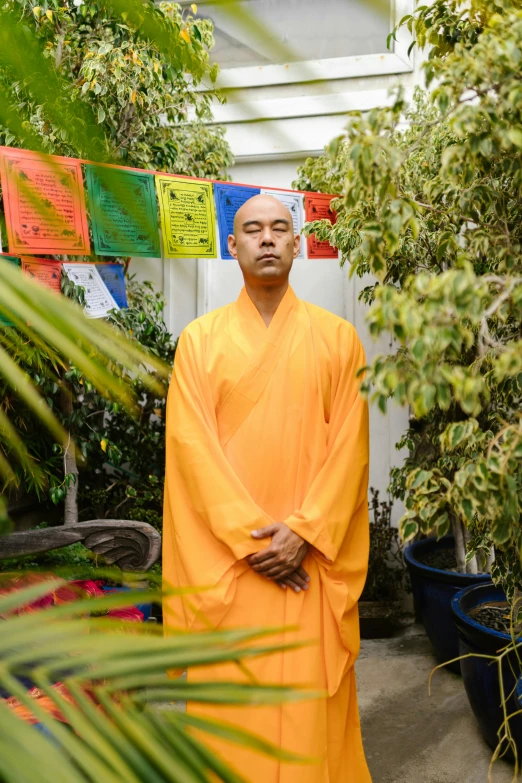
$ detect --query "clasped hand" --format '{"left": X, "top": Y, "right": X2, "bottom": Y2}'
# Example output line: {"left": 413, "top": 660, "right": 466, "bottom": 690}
{"left": 247, "top": 522, "right": 310, "bottom": 593}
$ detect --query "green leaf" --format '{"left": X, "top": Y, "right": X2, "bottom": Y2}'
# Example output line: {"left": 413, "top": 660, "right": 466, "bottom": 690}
{"left": 434, "top": 511, "right": 450, "bottom": 538}
{"left": 508, "top": 128, "right": 522, "bottom": 148}
{"left": 450, "top": 424, "right": 464, "bottom": 449}
{"left": 400, "top": 517, "right": 419, "bottom": 542}
{"left": 410, "top": 469, "right": 433, "bottom": 490}
{"left": 461, "top": 498, "right": 473, "bottom": 522}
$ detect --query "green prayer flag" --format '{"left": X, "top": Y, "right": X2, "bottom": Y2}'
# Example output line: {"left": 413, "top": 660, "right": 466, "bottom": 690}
{"left": 86, "top": 166, "right": 161, "bottom": 258}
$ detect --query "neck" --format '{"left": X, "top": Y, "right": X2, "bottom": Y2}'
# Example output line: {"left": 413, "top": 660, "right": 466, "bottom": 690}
{"left": 244, "top": 279, "right": 289, "bottom": 327}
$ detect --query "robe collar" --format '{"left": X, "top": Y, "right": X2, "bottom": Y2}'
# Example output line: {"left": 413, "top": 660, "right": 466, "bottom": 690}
{"left": 236, "top": 283, "right": 298, "bottom": 331}
{"left": 229, "top": 284, "right": 299, "bottom": 357}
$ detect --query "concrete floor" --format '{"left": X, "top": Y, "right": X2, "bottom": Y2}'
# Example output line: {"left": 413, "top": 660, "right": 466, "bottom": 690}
{"left": 357, "top": 624, "right": 516, "bottom": 783}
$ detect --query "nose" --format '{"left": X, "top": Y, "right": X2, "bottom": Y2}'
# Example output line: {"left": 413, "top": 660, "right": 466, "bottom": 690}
{"left": 260, "top": 226, "right": 275, "bottom": 246}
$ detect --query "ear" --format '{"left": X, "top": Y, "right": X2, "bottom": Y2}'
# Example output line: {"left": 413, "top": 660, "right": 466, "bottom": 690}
{"left": 228, "top": 234, "right": 238, "bottom": 259}
{"left": 293, "top": 234, "right": 301, "bottom": 259}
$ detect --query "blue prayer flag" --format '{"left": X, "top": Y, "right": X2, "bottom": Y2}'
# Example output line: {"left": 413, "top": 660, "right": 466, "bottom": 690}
{"left": 96, "top": 263, "right": 128, "bottom": 309}
{"left": 214, "top": 183, "right": 260, "bottom": 259}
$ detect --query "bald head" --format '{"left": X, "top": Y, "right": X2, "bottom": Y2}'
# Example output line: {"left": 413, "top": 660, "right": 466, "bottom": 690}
{"left": 233, "top": 194, "right": 293, "bottom": 235}
{"left": 228, "top": 193, "right": 300, "bottom": 286}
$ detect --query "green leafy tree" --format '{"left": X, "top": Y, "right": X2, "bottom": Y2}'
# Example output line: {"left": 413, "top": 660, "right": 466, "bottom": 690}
{"left": 0, "top": 263, "right": 170, "bottom": 529}
{"left": 0, "top": 0, "right": 231, "bottom": 177}
{"left": 294, "top": 0, "right": 522, "bottom": 602}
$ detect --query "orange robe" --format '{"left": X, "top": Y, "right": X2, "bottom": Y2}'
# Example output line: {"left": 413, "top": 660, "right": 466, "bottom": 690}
{"left": 163, "top": 284, "right": 371, "bottom": 783}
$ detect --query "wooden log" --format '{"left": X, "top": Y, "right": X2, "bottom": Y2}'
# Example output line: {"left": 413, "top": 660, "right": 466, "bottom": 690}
{"left": 0, "top": 520, "right": 161, "bottom": 572}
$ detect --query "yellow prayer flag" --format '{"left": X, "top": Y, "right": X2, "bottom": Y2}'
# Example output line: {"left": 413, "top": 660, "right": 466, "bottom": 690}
{"left": 155, "top": 176, "right": 216, "bottom": 258}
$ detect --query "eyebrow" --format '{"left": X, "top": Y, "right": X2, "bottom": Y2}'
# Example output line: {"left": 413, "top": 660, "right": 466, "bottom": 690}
{"left": 242, "top": 218, "right": 291, "bottom": 228}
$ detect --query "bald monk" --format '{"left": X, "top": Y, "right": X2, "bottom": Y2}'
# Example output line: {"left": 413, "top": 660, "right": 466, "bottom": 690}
{"left": 163, "top": 194, "right": 371, "bottom": 782}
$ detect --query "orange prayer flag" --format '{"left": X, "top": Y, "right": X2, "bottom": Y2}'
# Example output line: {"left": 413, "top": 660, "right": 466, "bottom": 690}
{"left": 0, "top": 147, "right": 90, "bottom": 255}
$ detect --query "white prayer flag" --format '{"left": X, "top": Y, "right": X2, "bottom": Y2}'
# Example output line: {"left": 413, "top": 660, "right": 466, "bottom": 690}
{"left": 62, "top": 263, "right": 119, "bottom": 319}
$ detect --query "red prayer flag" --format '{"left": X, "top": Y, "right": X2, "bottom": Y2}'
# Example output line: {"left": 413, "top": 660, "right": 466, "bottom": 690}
{"left": 20, "top": 256, "right": 62, "bottom": 293}
{"left": 304, "top": 192, "right": 339, "bottom": 259}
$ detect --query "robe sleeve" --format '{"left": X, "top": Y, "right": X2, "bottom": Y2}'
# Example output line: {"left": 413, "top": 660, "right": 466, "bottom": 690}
{"left": 166, "top": 327, "right": 271, "bottom": 561}
{"left": 283, "top": 324, "right": 369, "bottom": 564}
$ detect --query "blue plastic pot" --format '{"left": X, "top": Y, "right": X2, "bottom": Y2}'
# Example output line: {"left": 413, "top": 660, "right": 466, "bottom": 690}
{"left": 404, "top": 537, "right": 491, "bottom": 673}
{"left": 452, "top": 583, "right": 522, "bottom": 758}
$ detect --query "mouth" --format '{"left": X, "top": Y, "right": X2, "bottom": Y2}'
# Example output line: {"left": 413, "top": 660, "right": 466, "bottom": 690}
{"left": 259, "top": 254, "right": 278, "bottom": 261}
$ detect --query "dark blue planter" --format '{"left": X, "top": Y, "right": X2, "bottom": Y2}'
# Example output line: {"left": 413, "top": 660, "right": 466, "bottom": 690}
{"left": 404, "top": 537, "right": 491, "bottom": 673}
{"left": 452, "top": 583, "right": 522, "bottom": 758}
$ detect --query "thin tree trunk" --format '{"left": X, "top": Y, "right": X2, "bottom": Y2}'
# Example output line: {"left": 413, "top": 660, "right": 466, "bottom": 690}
{"left": 512, "top": 587, "right": 522, "bottom": 638}
{"left": 451, "top": 514, "right": 467, "bottom": 573}
{"left": 61, "top": 386, "right": 78, "bottom": 527}
{"left": 464, "top": 527, "right": 478, "bottom": 574}
{"left": 485, "top": 546, "right": 495, "bottom": 573}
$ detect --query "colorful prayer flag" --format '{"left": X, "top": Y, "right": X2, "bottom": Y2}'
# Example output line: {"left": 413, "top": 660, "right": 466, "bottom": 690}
{"left": 304, "top": 193, "right": 339, "bottom": 259}
{"left": 62, "top": 263, "right": 119, "bottom": 319}
{"left": 86, "top": 166, "right": 160, "bottom": 258}
{"left": 261, "top": 189, "right": 305, "bottom": 258}
{"left": 0, "top": 255, "right": 21, "bottom": 327}
{"left": 214, "top": 183, "right": 260, "bottom": 259}
{"left": 20, "top": 257, "right": 62, "bottom": 293}
{"left": 96, "top": 263, "right": 128, "bottom": 309}
{"left": 155, "top": 176, "right": 216, "bottom": 258}
{"left": 0, "top": 147, "right": 90, "bottom": 255}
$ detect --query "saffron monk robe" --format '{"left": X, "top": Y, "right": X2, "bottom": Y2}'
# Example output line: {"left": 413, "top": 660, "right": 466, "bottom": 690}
{"left": 163, "top": 194, "right": 371, "bottom": 783}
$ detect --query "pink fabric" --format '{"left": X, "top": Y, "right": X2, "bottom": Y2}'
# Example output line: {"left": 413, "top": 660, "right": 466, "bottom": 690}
{"left": 0, "top": 573, "right": 144, "bottom": 622}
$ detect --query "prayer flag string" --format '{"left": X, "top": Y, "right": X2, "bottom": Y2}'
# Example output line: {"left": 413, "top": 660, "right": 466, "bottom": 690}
{"left": 0, "top": 145, "right": 339, "bottom": 262}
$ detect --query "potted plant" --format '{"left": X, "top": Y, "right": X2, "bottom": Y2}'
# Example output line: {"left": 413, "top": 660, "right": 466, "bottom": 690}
{"left": 451, "top": 582, "right": 522, "bottom": 761}
{"left": 359, "top": 489, "right": 406, "bottom": 638}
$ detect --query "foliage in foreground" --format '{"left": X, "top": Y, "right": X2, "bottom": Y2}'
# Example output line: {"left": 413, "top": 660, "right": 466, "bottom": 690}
{"left": 294, "top": 0, "right": 522, "bottom": 599}
{"left": 0, "top": 580, "right": 315, "bottom": 783}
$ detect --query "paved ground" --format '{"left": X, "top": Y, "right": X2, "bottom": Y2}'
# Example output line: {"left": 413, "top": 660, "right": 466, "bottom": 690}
{"left": 357, "top": 624, "right": 515, "bottom": 783}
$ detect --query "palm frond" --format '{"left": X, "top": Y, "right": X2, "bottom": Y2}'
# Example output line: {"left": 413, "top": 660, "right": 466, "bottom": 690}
{"left": 0, "top": 585, "right": 315, "bottom": 783}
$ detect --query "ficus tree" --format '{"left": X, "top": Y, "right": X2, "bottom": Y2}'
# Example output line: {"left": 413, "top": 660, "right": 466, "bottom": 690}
{"left": 0, "top": 0, "right": 231, "bottom": 177}
{"left": 294, "top": 0, "right": 522, "bottom": 601}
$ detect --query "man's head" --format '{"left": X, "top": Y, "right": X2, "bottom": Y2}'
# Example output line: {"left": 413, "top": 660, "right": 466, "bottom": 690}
{"left": 228, "top": 194, "right": 300, "bottom": 286}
